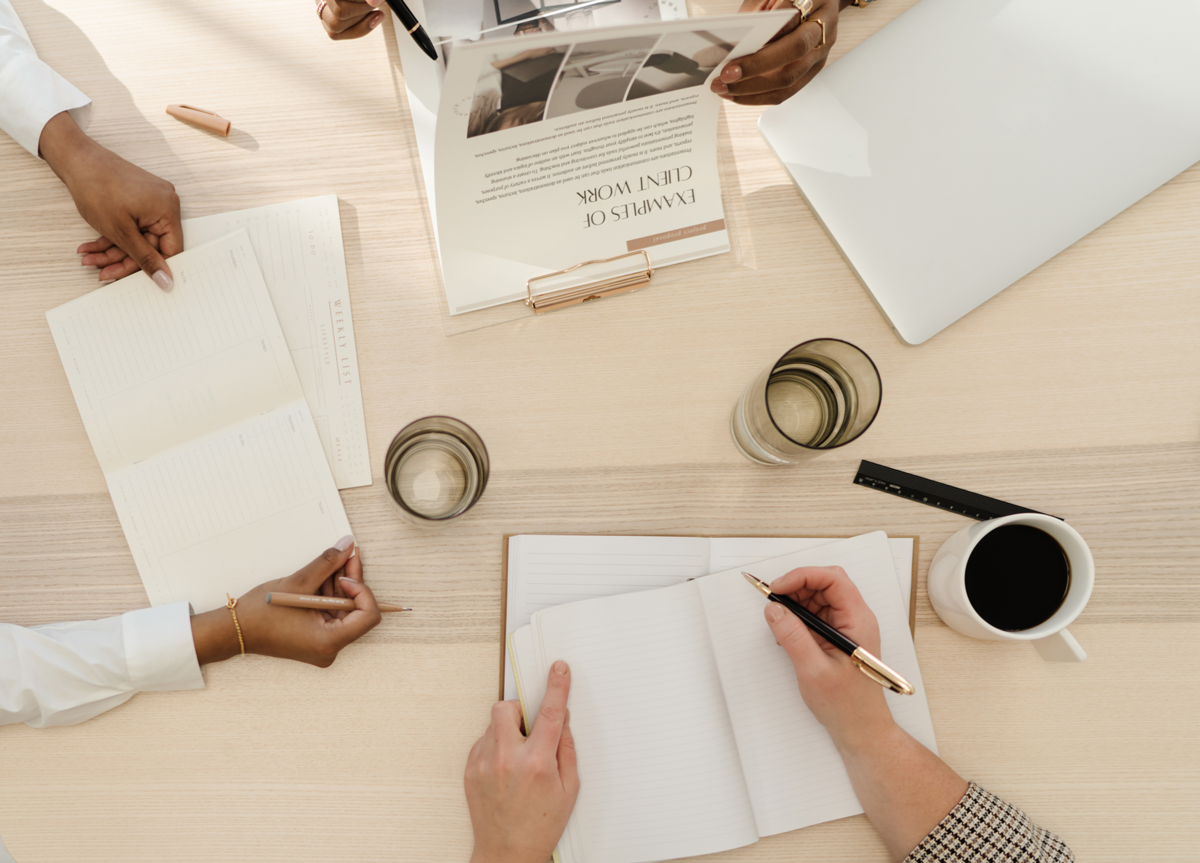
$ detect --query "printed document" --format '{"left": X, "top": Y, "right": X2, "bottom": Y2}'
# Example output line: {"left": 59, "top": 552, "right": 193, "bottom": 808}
{"left": 47, "top": 231, "right": 352, "bottom": 613}
{"left": 183, "top": 196, "right": 371, "bottom": 489}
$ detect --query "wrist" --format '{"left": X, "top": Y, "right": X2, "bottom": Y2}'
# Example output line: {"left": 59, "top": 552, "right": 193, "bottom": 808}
{"left": 38, "top": 110, "right": 99, "bottom": 186}
{"left": 829, "top": 709, "right": 901, "bottom": 759}
{"left": 190, "top": 606, "right": 243, "bottom": 666}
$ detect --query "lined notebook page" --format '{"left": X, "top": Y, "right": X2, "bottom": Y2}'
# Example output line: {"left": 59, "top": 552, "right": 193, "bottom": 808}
{"left": 48, "top": 231, "right": 350, "bottom": 612}
{"left": 504, "top": 535, "right": 914, "bottom": 698}
{"left": 504, "top": 535, "right": 711, "bottom": 698}
{"left": 184, "top": 196, "right": 371, "bottom": 489}
{"left": 527, "top": 581, "right": 759, "bottom": 863}
{"left": 695, "top": 533, "right": 937, "bottom": 838}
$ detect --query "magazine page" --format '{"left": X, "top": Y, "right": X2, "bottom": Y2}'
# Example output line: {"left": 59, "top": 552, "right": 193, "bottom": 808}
{"left": 432, "top": 12, "right": 791, "bottom": 314}
{"left": 390, "top": 0, "right": 686, "bottom": 256}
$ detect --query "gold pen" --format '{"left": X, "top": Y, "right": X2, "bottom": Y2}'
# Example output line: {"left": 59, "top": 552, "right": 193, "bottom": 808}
{"left": 743, "top": 572, "right": 914, "bottom": 696}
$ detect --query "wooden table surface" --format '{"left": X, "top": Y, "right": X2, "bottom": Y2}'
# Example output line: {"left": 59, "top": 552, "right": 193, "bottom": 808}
{"left": 2, "top": 0, "right": 1198, "bottom": 860}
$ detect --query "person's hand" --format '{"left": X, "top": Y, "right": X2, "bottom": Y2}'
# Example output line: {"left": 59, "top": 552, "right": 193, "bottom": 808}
{"left": 762, "top": 566, "right": 895, "bottom": 747}
{"left": 317, "top": 0, "right": 386, "bottom": 40}
{"left": 465, "top": 660, "right": 580, "bottom": 863}
{"left": 38, "top": 111, "right": 182, "bottom": 289}
{"left": 713, "top": 0, "right": 849, "bottom": 106}
{"left": 190, "top": 535, "right": 383, "bottom": 667}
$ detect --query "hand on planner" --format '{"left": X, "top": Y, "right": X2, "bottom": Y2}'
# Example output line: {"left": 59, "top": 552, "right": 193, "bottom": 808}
{"left": 190, "top": 537, "right": 382, "bottom": 667}
{"left": 713, "top": 0, "right": 845, "bottom": 105}
{"left": 317, "top": 0, "right": 386, "bottom": 39}
{"left": 465, "top": 660, "right": 580, "bottom": 863}
{"left": 37, "top": 111, "right": 183, "bottom": 290}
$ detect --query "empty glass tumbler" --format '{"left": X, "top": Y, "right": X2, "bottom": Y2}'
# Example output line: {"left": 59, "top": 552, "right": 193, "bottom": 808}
{"left": 731, "top": 339, "right": 882, "bottom": 465}
{"left": 384, "top": 416, "right": 489, "bottom": 523}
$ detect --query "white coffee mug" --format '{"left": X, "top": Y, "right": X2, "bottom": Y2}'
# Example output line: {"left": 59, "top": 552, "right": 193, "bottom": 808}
{"left": 928, "top": 513, "right": 1093, "bottom": 662}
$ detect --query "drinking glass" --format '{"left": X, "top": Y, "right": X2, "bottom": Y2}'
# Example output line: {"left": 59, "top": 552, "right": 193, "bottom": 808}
{"left": 731, "top": 339, "right": 882, "bottom": 465}
{"left": 384, "top": 416, "right": 489, "bottom": 524}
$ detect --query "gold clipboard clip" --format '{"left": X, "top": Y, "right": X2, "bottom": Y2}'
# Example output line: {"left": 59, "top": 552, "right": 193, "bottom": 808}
{"left": 525, "top": 249, "right": 654, "bottom": 314}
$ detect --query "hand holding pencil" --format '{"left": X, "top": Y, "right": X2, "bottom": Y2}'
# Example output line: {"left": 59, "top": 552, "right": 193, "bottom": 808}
{"left": 190, "top": 536, "right": 384, "bottom": 668}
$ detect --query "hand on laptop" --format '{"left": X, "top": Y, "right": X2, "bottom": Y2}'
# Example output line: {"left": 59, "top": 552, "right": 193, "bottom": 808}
{"left": 762, "top": 565, "right": 894, "bottom": 746}
{"left": 190, "top": 537, "right": 383, "bottom": 667}
{"left": 713, "top": 0, "right": 846, "bottom": 105}
{"left": 317, "top": 0, "right": 385, "bottom": 40}
{"left": 465, "top": 660, "right": 580, "bottom": 863}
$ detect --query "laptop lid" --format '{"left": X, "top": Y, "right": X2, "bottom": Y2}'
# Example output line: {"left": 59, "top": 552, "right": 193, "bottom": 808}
{"left": 758, "top": 0, "right": 1200, "bottom": 344}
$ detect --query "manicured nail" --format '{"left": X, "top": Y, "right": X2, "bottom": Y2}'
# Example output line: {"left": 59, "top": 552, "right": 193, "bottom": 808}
{"left": 552, "top": 660, "right": 568, "bottom": 675}
{"left": 711, "top": 80, "right": 728, "bottom": 94}
{"left": 339, "top": 575, "right": 358, "bottom": 585}
{"left": 152, "top": 270, "right": 173, "bottom": 291}
{"left": 334, "top": 534, "right": 355, "bottom": 551}
{"left": 721, "top": 65, "right": 742, "bottom": 83}
{"left": 766, "top": 603, "right": 785, "bottom": 623}
{"left": 369, "top": 13, "right": 382, "bottom": 28}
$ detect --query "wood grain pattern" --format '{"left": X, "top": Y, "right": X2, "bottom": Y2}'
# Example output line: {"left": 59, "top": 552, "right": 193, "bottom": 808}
{"left": 2, "top": 0, "right": 1199, "bottom": 860}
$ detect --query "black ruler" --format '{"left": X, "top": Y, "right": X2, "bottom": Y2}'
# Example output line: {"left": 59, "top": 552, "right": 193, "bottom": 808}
{"left": 853, "top": 460, "right": 1060, "bottom": 521}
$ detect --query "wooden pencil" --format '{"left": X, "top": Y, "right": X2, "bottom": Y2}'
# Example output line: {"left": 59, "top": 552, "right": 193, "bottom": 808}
{"left": 266, "top": 592, "right": 411, "bottom": 613}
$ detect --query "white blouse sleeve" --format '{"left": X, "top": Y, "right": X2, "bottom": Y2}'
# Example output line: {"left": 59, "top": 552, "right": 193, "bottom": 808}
{"left": 0, "top": 0, "right": 91, "bottom": 157}
{"left": 0, "top": 602, "right": 205, "bottom": 728}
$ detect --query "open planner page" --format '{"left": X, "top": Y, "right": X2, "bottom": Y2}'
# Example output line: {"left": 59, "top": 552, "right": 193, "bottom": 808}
{"left": 504, "top": 534, "right": 915, "bottom": 698}
{"left": 695, "top": 532, "right": 937, "bottom": 837}
{"left": 47, "top": 231, "right": 351, "bottom": 612}
{"left": 522, "top": 581, "right": 760, "bottom": 863}
{"left": 184, "top": 196, "right": 371, "bottom": 489}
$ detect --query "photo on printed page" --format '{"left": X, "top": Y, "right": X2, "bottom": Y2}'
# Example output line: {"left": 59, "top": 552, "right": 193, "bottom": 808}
{"left": 628, "top": 28, "right": 749, "bottom": 99}
{"left": 545, "top": 36, "right": 659, "bottom": 118}
{"left": 468, "top": 45, "right": 570, "bottom": 137}
{"left": 428, "top": 0, "right": 669, "bottom": 65}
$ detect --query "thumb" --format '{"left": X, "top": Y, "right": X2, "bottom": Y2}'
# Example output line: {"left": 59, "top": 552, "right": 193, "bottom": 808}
{"left": 113, "top": 223, "right": 173, "bottom": 290}
{"left": 765, "top": 601, "right": 824, "bottom": 675}
{"left": 286, "top": 535, "right": 357, "bottom": 594}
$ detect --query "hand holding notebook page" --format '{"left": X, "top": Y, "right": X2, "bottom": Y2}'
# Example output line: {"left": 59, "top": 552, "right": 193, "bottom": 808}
{"left": 508, "top": 532, "right": 937, "bottom": 863}
{"left": 47, "top": 230, "right": 351, "bottom": 613}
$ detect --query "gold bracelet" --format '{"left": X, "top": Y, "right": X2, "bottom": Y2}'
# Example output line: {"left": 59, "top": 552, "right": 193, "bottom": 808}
{"left": 226, "top": 594, "right": 245, "bottom": 655}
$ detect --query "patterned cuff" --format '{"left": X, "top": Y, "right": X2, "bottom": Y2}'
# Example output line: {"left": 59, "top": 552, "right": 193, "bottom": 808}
{"left": 904, "top": 782, "right": 1075, "bottom": 863}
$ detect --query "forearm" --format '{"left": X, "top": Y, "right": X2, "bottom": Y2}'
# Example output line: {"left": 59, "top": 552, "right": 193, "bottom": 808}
{"left": 832, "top": 720, "right": 969, "bottom": 862}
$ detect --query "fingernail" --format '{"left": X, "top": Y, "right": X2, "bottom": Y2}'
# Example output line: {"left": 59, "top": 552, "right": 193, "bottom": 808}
{"left": 152, "top": 270, "right": 173, "bottom": 291}
{"left": 711, "top": 80, "right": 728, "bottom": 95}
{"left": 334, "top": 534, "right": 354, "bottom": 551}
{"left": 338, "top": 575, "right": 358, "bottom": 585}
{"left": 766, "top": 603, "right": 785, "bottom": 623}
{"left": 369, "top": 13, "right": 382, "bottom": 27}
{"left": 552, "top": 659, "right": 568, "bottom": 675}
{"left": 722, "top": 65, "right": 742, "bottom": 82}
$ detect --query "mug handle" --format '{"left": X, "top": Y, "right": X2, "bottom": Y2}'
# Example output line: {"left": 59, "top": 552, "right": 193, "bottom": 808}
{"left": 1033, "top": 629, "right": 1087, "bottom": 662}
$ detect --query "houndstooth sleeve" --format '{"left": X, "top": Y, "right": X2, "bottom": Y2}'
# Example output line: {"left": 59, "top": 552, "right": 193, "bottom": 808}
{"left": 904, "top": 782, "right": 1075, "bottom": 863}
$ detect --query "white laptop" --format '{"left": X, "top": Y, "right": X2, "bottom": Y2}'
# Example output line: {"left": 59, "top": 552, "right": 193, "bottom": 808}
{"left": 758, "top": 0, "right": 1200, "bottom": 344}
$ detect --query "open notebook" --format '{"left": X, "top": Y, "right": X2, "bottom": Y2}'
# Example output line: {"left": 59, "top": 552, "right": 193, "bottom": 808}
{"left": 509, "top": 532, "right": 936, "bottom": 863}
{"left": 502, "top": 533, "right": 917, "bottom": 699}
{"left": 46, "top": 230, "right": 351, "bottom": 613}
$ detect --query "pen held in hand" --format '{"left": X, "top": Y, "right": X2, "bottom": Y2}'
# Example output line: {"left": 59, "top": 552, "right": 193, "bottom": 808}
{"left": 266, "top": 592, "right": 411, "bottom": 613}
{"left": 741, "top": 572, "right": 914, "bottom": 696}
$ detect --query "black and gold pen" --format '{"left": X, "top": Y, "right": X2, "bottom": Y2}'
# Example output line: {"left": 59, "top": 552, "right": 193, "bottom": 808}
{"left": 742, "top": 572, "right": 914, "bottom": 695}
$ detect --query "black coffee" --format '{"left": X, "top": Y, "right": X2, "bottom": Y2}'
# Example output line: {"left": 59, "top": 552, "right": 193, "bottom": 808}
{"left": 964, "top": 525, "right": 1070, "bottom": 632}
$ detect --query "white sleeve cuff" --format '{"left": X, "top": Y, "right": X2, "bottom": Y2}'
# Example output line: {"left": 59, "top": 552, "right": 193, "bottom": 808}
{"left": 121, "top": 602, "right": 205, "bottom": 693}
{"left": 0, "top": 51, "right": 90, "bottom": 157}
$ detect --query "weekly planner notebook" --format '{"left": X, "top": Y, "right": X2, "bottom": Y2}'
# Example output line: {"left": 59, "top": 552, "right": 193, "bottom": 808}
{"left": 508, "top": 532, "right": 936, "bottom": 863}
{"left": 47, "top": 230, "right": 351, "bottom": 613}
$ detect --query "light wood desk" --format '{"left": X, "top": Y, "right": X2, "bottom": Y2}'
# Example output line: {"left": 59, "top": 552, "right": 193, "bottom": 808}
{"left": 1, "top": 0, "right": 1197, "bottom": 860}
